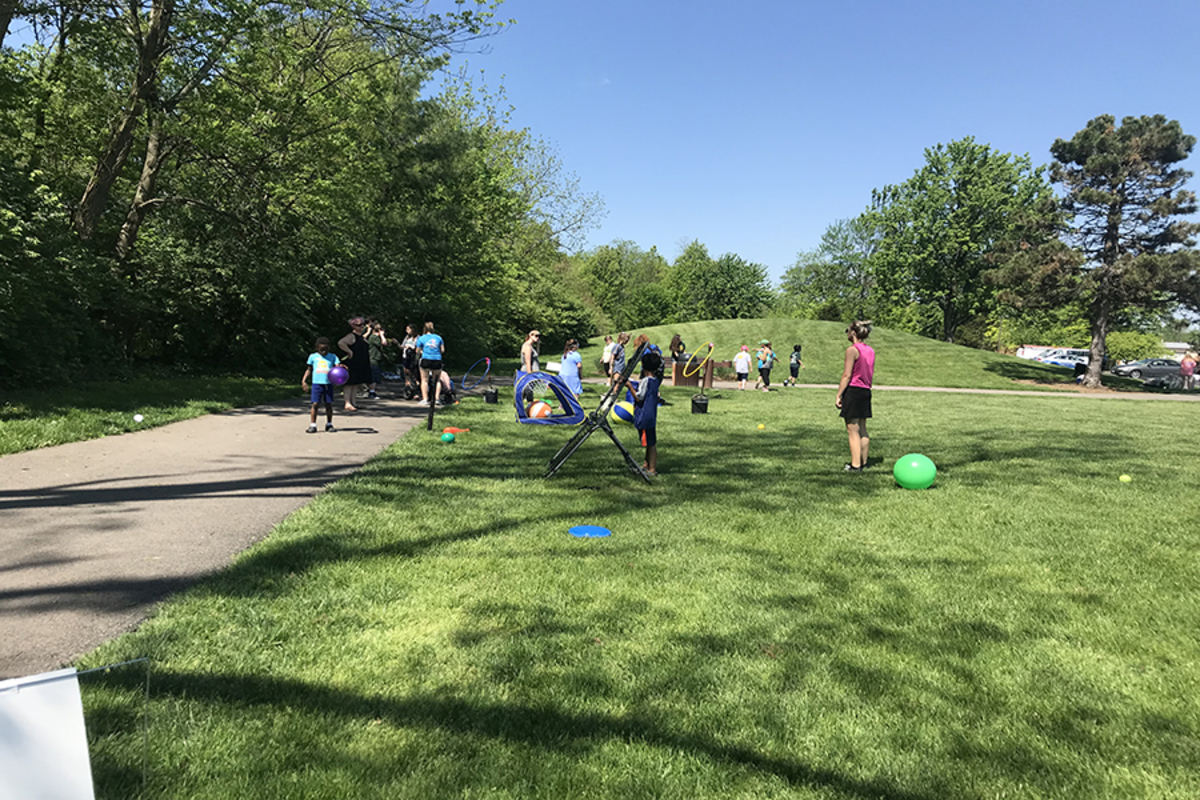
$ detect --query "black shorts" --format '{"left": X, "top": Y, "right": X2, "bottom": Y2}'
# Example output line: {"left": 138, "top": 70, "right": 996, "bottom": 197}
{"left": 839, "top": 386, "right": 872, "bottom": 419}
{"left": 420, "top": 359, "right": 442, "bottom": 371}
{"left": 736, "top": 372, "right": 748, "bottom": 382}
{"left": 639, "top": 426, "right": 657, "bottom": 448}
{"left": 790, "top": 364, "right": 800, "bottom": 379}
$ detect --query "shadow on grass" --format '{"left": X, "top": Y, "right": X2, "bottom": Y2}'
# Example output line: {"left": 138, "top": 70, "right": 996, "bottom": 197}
{"left": 87, "top": 668, "right": 943, "bottom": 800}
{"left": 61, "top": 393, "right": 1199, "bottom": 797}
{"left": 981, "top": 361, "right": 1148, "bottom": 392}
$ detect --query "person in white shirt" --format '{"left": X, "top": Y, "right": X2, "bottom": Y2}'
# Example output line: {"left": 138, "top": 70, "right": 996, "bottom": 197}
{"left": 733, "top": 346, "right": 752, "bottom": 391}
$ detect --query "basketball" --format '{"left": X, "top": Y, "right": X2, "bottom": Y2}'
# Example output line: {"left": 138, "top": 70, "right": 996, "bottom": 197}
{"left": 610, "top": 400, "right": 635, "bottom": 424}
{"left": 527, "top": 400, "right": 553, "bottom": 418}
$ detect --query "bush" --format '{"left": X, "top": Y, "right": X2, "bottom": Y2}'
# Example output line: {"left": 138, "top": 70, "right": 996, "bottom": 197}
{"left": 1104, "top": 331, "right": 1169, "bottom": 362}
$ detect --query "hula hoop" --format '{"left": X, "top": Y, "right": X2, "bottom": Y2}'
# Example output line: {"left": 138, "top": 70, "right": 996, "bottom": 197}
{"left": 460, "top": 357, "right": 492, "bottom": 391}
{"left": 683, "top": 342, "right": 715, "bottom": 378}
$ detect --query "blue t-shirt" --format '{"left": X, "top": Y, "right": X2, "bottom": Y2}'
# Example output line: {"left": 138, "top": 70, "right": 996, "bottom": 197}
{"left": 307, "top": 351, "right": 340, "bottom": 384}
{"left": 560, "top": 351, "right": 583, "bottom": 393}
{"left": 633, "top": 375, "right": 660, "bottom": 430}
{"left": 415, "top": 333, "right": 443, "bottom": 361}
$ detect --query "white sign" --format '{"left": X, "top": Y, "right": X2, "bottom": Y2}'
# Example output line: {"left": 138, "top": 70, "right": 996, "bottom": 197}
{"left": 0, "top": 668, "right": 96, "bottom": 800}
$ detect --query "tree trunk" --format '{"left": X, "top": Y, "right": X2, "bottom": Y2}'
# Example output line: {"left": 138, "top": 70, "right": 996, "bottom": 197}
{"left": 115, "top": 111, "right": 166, "bottom": 261}
{"left": 72, "top": 0, "right": 174, "bottom": 241}
{"left": 1084, "top": 293, "right": 1111, "bottom": 388}
{"left": 0, "top": 0, "right": 16, "bottom": 49}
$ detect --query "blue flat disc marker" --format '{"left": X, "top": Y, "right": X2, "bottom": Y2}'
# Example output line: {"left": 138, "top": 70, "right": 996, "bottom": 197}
{"left": 569, "top": 525, "right": 612, "bottom": 538}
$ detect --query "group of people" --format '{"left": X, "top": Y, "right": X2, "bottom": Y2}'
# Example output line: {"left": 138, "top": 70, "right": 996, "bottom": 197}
{"left": 301, "top": 316, "right": 449, "bottom": 433}
{"left": 592, "top": 323, "right": 876, "bottom": 476}
{"left": 729, "top": 341, "right": 804, "bottom": 392}
{"left": 519, "top": 329, "right": 585, "bottom": 396}
{"left": 306, "top": 315, "right": 877, "bottom": 475}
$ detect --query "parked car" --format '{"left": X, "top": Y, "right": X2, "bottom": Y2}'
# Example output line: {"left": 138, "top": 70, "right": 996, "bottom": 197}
{"left": 1037, "top": 349, "right": 1090, "bottom": 369}
{"left": 1110, "top": 358, "right": 1180, "bottom": 380}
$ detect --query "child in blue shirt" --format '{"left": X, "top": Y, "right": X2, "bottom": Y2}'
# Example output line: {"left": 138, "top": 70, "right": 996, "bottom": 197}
{"left": 302, "top": 337, "right": 340, "bottom": 433}
{"left": 633, "top": 346, "right": 663, "bottom": 477}
{"left": 414, "top": 321, "right": 445, "bottom": 406}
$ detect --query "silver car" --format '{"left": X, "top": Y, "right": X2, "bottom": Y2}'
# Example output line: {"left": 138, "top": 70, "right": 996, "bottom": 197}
{"left": 1110, "top": 358, "right": 1180, "bottom": 380}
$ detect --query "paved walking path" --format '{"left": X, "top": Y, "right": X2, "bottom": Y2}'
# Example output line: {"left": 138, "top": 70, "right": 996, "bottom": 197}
{"left": 2, "top": 377, "right": 1194, "bottom": 679}
{"left": 0, "top": 393, "right": 436, "bottom": 679}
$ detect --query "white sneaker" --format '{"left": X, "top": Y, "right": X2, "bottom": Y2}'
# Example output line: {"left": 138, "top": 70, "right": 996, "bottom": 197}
{"left": 306, "top": 425, "right": 317, "bottom": 434}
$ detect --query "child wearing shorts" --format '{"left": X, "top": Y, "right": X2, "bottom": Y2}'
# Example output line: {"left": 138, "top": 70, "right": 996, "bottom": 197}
{"left": 302, "top": 337, "right": 340, "bottom": 433}
{"left": 784, "top": 344, "right": 803, "bottom": 386}
{"left": 633, "top": 347, "right": 663, "bottom": 477}
{"left": 733, "top": 345, "right": 752, "bottom": 390}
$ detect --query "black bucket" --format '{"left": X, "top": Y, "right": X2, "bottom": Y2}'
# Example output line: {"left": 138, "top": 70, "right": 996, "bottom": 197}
{"left": 484, "top": 388, "right": 499, "bottom": 404}
{"left": 691, "top": 394, "right": 708, "bottom": 414}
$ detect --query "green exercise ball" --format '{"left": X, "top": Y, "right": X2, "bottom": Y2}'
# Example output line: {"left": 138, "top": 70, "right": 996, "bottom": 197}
{"left": 440, "top": 432, "right": 456, "bottom": 443}
{"left": 893, "top": 453, "right": 936, "bottom": 489}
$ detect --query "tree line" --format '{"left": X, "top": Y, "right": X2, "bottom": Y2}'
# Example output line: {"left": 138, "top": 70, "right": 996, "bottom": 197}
{"left": 0, "top": 0, "right": 615, "bottom": 384}
{"left": 778, "top": 118, "right": 1200, "bottom": 386}
{"left": 1, "top": 0, "right": 1196, "bottom": 389}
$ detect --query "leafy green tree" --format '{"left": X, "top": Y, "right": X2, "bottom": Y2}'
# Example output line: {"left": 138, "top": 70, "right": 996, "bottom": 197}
{"left": 667, "top": 240, "right": 771, "bottom": 322}
{"left": 867, "top": 137, "right": 1055, "bottom": 343}
{"left": 778, "top": 216, "right": 879, "bottom": 321}
{"left": 992, "top": 115, "right": 1200, "bottom": 386}
{"left": 578, "top": 240, "right": 669, "bottom": 331}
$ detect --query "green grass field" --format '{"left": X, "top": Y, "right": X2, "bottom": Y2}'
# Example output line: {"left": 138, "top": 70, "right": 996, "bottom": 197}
{"left": 80, "top": 383, "right": 1200, "bottom": 799}
{"left": 582, "top": 319, "right": 1141, "bottom": 391}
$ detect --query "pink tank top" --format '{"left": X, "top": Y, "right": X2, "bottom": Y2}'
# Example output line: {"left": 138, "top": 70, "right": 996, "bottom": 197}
{"left": 850, "top": 342, "right": 875, "bottom": 389}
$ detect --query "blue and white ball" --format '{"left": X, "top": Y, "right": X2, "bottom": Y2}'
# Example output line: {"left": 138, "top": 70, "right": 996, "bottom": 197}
{"left": 610, "top": 400, "right": 635, "bottom": 424}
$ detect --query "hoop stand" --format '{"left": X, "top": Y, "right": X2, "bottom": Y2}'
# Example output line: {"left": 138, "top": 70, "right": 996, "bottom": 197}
{"left": 546, "top": 342, "right": 651, "bottom": 482}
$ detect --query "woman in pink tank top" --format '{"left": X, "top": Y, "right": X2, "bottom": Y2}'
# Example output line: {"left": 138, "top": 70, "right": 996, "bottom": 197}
{"left": 835, "top": 320, "right": 875, "bottom": 472}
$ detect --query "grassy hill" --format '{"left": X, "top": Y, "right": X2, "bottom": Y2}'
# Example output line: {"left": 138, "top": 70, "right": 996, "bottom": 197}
{"left": 582, "top": 319, "right": 1113, "bottom": 391}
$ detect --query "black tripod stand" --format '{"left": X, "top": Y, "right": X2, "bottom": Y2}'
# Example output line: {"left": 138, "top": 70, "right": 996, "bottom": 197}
{"left": 546, "top": 342, "right": 650, "bottom": 483}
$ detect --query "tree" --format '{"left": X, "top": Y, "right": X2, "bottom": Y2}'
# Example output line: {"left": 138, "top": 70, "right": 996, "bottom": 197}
{"left": 867, "top": 138, "right": 1055, "bottom": 343}
{"left": 1052, "top": 115, "right": 1200, "bottom": 386}
{"left": 577, "top": 240, "right": 669, "bottom": 331}
{"left": 778, "top": 216, "right": 879, "bottom": 321}
{"left": 667, "top": 240, "right": 771, "bottom": 322}
{"left": 992, "top": 115, "right": 1200, "bottom": 386}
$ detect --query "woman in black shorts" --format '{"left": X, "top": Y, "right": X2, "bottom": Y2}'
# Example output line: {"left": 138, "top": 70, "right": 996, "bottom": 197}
{"left": 835, "top": 320, "right": 876, "bottom": 472}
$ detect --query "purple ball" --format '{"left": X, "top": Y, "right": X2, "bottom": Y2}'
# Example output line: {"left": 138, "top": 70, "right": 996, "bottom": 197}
{"left": 328, "top": 365, "right": 349, "bottom": 386}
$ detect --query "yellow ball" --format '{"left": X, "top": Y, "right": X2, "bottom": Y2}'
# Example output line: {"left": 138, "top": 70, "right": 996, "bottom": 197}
{"left": 757, "top": 424, "right": 765, "bottom": 430}
{"left": 1119, "top": 474, "right": 1132, "bottom": 483}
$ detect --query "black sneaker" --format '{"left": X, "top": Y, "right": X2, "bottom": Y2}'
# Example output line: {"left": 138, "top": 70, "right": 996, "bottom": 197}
{"left": 306, "top": 425, "right": 318, "bottom": 434}
{"left": 325, "top": 424, "right": 337, "bottom": 433}
{"left": 367, "top": 391, "right": 377, "bottom": 399}
{"left": 843, "top": 463, "right": 863, "bottom": 472}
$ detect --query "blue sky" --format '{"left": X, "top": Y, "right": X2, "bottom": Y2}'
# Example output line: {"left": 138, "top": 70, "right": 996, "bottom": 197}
{"left": 470, "top": 0, "right": 1200, "bottom": 281}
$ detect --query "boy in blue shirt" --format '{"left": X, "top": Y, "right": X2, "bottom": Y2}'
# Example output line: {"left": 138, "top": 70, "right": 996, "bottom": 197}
{"left": 633, "top": 345, "right": 663, "bottom": 477}
{"left": 302, "top": 337, "right": 339, "bottom": 433}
